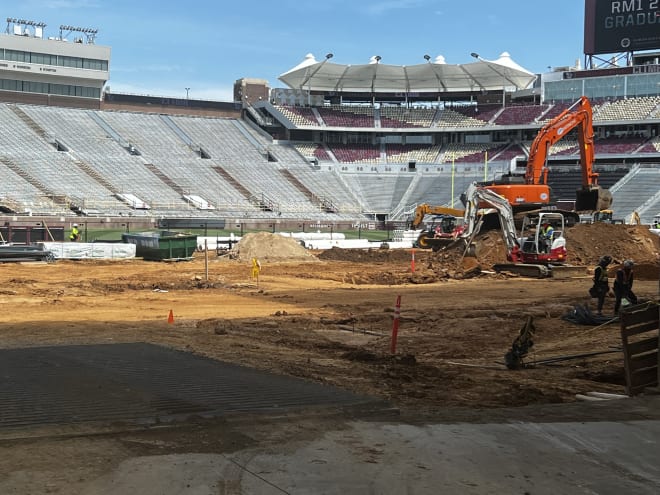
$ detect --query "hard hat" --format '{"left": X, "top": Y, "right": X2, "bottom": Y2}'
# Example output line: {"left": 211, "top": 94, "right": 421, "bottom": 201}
{"left": 599, "top": 255, "right": 612, "bottom": 265}
{"left": 623, "top": 259, "right": 634, "bottom": 269}
{"left": 73, "top": 223, "right": 78, "bottom": 227}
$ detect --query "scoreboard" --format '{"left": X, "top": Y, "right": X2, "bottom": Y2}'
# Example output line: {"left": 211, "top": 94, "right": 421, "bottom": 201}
{"left": 584, "top": 0, "right": 660, "bottom": 54}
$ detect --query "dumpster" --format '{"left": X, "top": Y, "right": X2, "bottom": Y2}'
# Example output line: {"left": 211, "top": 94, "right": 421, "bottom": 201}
{"left": 121, "top": 231, "right": 197, "bottom": 261}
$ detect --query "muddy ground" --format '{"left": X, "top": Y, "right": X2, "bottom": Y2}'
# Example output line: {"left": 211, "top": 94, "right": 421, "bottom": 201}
{"left": 0, "top": 223, "right": 658, "bottom": 493}
{"left": 1, "top": 223, "right": 658, "bottom": 413}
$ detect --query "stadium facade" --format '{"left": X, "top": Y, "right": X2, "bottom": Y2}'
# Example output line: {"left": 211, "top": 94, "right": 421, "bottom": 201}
{"left": 1, "top": 10, "right": 659, "bottom": 230}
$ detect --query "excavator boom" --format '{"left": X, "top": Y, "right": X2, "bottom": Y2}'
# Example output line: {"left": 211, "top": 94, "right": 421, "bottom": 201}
{"left": 526, "top": 96, "right": 595, "bottom": 187}
{"left": 485, "top": 96, "right": 612, "bottom": 213}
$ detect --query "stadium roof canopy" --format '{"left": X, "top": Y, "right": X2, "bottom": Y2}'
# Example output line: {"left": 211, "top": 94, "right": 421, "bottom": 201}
{"left": 279, "top": 52, "right": 536, "bottom": 94}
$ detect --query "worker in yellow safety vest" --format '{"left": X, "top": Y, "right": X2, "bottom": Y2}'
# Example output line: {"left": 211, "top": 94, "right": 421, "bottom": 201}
{"left": 69, "top": 223, "right": 80, "bottom": 242}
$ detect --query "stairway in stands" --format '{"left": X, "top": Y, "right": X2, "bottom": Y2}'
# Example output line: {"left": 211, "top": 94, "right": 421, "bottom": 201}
{"left": 279, "top": 169, "right": 335, "bottom": 212}
{"left": 212, "top": 165, "right": 276, "bottom": 212}
{"left": 9, "top": 105, "right": 49, "bottom": 140}
{"left": 72, "top": 159, "right": 119, "bottom": 194}
{"left": 143, "top": 163, "right": 184, "bottom": 195}
{"left": 0, "top": 156, "right": 69, "bottom": 210}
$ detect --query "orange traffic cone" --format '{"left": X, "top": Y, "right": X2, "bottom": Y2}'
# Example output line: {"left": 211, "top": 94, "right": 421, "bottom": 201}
{"left": 167, "top": 309, "right": 174, "bottom": 324}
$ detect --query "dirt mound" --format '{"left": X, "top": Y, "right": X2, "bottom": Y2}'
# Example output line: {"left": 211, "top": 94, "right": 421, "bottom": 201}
{"left": 318, "top": 246, "right": 421, "bottom": 263}
{"left": 230, "top": 232, "right": 319, "bottom": 262}
{"left": 464, "top": 223, "right": 660, "bottom": 274}
{"left": 565, "top": 223, "right": 660, "bottom": 267}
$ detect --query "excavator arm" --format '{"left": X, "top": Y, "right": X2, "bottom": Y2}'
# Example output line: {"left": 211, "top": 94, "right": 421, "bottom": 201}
{"left": 526, "top": 96, "right": 611, "bottom": 211}
{"left": 526, "top": 96, "right": 595, "bottom": 186}
{"left": 484, "top": 96, "right": 611, "bottom": 213}
{"left": 461, "top": 182, "right": 521, "bottom": 256}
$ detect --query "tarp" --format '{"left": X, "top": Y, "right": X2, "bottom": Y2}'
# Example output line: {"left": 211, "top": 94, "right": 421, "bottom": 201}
{"left": 40, "top": 242, "right": 136, "bottom": 260}
{"left": 279, "top": 52, "right": 536, "bottom": 94}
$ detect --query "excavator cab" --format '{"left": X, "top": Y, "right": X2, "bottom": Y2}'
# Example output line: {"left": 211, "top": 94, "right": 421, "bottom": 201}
{"left": 518, "top": 212, "right": 566, "bottom": 261}
{"left": 434, "top": 215, "right": 458, "bottom": 235}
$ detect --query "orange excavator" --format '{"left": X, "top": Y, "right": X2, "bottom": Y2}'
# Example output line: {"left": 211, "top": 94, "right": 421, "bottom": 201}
{"left": 482, "top": 96, "right": 612, "bottom": 216}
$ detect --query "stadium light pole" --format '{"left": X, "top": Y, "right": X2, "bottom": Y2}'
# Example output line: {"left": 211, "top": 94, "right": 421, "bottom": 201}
{"left": 185, "top": 87, "right": 190, "bottom": 103}
{"left": 425, "top": 54, "right": 445, "bottom": 104}
{"left": 304, "top": 52, "right": 333, "bottom": 107}
{"left": 472, "top": 52, "right": 506, "bottom": 108}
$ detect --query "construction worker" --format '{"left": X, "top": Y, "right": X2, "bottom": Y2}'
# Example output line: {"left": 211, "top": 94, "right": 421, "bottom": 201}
{"left": 69, "top": 223, "right": 80, "bottom": 242}
{"left": 540, "top": 221, "right": 554, "bottom": 253}
{"left": 591, "top": 255, "right": 612, "bottom": 316}
{"left": 614, "top": 260, "right": 638, "bottom": 315}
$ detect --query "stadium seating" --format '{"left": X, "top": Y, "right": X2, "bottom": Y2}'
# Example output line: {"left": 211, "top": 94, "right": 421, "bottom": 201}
{"left": 317, "top": 106, "right": 374, "bottom": 127}
{"left": 493, "top": 104, "right": 549, "bottom": 125}
{"left": 327, "top": 143, "right": 382, "bottom": 163}
{"left": 1, "top": 95, "right": 659, "bottom": 222}
{"left": 594, "top": 96, "right": 660, "bottom": 121}
{"left": 609, "top": 166, "right": 660, "bottom": 224}
{"left": 379, "top": 107, "right": 437, "bottom": 128}
{"left": 275, "top": 105, "right": 318, "bottom": 126}
{"left": 593, "top": 136, "right": 646, "bottom": 155}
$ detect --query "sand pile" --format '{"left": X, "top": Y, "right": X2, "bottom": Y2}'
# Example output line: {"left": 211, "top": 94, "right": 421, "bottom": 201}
{"left": 230, "top": 232, "right": 319, "bottom": 262}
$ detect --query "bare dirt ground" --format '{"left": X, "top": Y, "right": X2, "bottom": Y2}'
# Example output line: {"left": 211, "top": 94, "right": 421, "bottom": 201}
{"left": 0, "top": 224, "right": 658, "bottom": 412}
{"left": 0, "top": 224, "right": 658, "bottom": 493}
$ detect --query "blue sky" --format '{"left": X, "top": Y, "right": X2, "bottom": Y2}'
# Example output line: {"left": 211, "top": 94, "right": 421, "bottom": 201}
{"left": 9, "top": 0, "right": 587, "bottom": 101}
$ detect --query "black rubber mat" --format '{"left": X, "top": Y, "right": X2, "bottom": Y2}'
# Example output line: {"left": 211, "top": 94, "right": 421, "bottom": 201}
{"left": 0, "top": 343, "right": 377, "bottom": 429}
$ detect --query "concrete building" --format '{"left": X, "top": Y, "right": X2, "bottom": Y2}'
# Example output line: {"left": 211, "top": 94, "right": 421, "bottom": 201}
{"left": 0, "top": 18, "right": 110, "bottom": 109}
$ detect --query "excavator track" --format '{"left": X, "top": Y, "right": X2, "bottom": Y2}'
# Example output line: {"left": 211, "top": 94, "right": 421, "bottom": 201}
{"left": 492, "top": 263, "right": 550, "bottom": 278}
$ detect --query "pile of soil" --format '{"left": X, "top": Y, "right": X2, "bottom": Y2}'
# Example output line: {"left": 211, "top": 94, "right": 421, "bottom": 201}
{"left": 460, "top": 223, "right": 660, "bottom": 278}
{"left": 230, "top": 232, "right": 319, "bottom": 262}
{"left": 318, "top": 246, "right": 418, "bottom": 263}
{"left": 316, "top": 224, "right": 659, "bottom": 282}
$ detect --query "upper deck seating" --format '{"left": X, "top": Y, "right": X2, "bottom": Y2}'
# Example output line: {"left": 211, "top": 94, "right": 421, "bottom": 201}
{"left": 276, "top": 105, "right": 318, "bottom": 126}
{"left": 385, "top": 144, "right": 440, "bottom": 163}
{"left": 434, "top": 108, "right": 488, "bottom": 128}
{"left": 538, "top": 102, "right": 571, "bottom": 123}
{"left": 493, "top": 105, "right": 549, "bottom": 125}
{"left": 317, "top": 106, "right": 374, "bottom": 127}
{"left": 380, "top": 107, "right": 436, "bottom": 128}
{"left": 449, "top": 104, "right": 502, "bottom": 124}
{"left": 594, "top": 96, "right": 660, "bottom": 121}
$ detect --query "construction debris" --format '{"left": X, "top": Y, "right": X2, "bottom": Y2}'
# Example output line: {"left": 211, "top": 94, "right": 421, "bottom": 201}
{"left": 505, "top": 315, "right": 535, "bottom": 370}
{"left": 561, "top": 304, "right": 618, "bottom": 326}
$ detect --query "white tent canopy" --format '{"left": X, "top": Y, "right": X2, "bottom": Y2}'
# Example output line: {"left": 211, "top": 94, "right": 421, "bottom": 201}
{"left": 279, "top": 52, "right": 536, "bottom": 94}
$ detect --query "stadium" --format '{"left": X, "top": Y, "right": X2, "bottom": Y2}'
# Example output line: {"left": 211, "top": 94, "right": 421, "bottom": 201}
{"left": 1, "top": 2, "right": 660, "bottom": 493}
{"left": 1, "top": 4, "right": 660, "bottom": 236}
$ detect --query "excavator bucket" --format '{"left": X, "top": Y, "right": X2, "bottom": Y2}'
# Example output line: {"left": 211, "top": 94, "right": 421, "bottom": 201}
{"left": 575, "top": 186, "right": 613, "bottom": 212}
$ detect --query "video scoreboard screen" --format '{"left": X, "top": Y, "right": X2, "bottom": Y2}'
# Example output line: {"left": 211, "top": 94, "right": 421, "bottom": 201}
{"left": 584, "top": 0, "right": 660, "bottom": 54}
